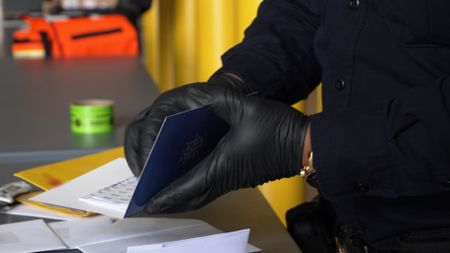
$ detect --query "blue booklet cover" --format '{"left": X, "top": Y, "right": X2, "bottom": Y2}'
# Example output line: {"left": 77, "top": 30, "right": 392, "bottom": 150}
{"left": 125, "top": 106, "right": 229, "bottom": 216}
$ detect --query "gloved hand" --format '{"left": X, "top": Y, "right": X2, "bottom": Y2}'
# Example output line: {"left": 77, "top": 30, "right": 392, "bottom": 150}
{"left": 143, "top": 88, "right": 310, "bottom": 214}
{"left": 124, "top": 74, "right": 251, "bottom": 176}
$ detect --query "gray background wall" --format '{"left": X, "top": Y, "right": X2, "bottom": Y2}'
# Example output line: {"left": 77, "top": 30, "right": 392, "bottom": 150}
{"left": 4, "top": 0, "right": 41, "bottom": 12}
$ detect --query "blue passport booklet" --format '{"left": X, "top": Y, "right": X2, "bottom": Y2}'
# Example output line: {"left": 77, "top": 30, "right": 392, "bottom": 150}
{"left": 78, "top": 106, "right": 229, "bottom": 218}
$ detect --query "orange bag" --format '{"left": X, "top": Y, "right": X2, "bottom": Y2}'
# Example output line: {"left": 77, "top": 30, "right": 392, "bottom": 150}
{"left": 12, "top": 17, "right": 57, "bottom": 58}
{"left": 12, "top": 15, "right": 138, "bottom": 58}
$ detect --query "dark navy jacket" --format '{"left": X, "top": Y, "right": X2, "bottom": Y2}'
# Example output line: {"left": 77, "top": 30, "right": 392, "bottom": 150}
{"left": 216, "top": 0, "right": 450, "bottom": 250}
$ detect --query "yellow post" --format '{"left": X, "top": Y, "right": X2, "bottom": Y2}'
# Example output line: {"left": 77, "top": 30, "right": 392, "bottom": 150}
{"left": 316, "top": 84, "right": 323, "bottom": 112}
{"left": 158, "top": 0, "right": 176, "bottom": 92}
{"left": 195, "top": 0, "right": 237, "bottom": 81}
{"left": 173, "top": 0, "right": 197, "bottom": 86}
{"left": 142, "top": 0, "right": 161, "bottom": 86}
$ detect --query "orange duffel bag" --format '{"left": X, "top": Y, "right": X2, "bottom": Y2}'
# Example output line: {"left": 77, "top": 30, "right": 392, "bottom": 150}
{"left": 12, "top": 14, "right": 138, "bottom": 58}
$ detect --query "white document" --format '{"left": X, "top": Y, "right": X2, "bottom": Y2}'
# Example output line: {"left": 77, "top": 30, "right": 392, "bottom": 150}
{"left": 49, "top": 217, "right": 205, "bottom": 248}
{"left": 48, "top": 217, "right": 260, "bottom": 253}
{"left": 127, "top": 229, "right": 250, "bottom": 253}
{"left": 0, "top": 219, "right": 67, "bottom": 253}
{"left": 78, "top": 221, "right": 222, "bottom": 253}
{"left": 48, "top": 216, "right": 114, "bottom": 248}
{"left": 31, "top": 158, "right": 134, "bottom": 218}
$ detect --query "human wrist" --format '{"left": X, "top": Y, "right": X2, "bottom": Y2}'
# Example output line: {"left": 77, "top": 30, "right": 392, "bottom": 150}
{"left": 299, "top": 122, "right": 318, "bottom": 187}
{"left": 302, "top": 123, "right": 312, "bottom": 167}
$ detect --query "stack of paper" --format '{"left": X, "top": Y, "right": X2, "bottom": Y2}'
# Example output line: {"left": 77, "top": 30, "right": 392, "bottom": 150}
{"left": 0, "top": 217, "right": 260, "bottom": 253}
{"left": 50, "top": 217, "right": 259, "bottom": 253}
{"left": 8, "top": 148, "right": 124, "bottom": 219}
{"left": 30, "top": 158, "right": 135, "bottom": 219}
{"left": 10, "top": 147, "right": 124, "bottom": 218}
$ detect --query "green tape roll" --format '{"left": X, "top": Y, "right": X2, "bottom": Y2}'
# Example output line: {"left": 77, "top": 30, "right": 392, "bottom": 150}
{"left": 70, "top": 99, "right": 114, "bottom": 134}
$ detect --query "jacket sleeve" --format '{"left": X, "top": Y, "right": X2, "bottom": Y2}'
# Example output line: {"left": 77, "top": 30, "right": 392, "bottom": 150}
{"left": 311, "top": 77, "right": 450, "bottom": 199}
{"left": 214, "top": 0, "right": 322, "bottom": 104}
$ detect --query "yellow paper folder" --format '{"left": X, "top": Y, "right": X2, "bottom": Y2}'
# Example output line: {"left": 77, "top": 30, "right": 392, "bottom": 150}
{"left": 15, "top": 147, "right": 124, "bottom": 190}
{"left": 13, "top": 147, "right": 124, "bottom": 218}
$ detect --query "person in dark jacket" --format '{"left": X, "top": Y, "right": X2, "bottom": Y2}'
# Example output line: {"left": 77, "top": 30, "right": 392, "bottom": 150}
{"left": 124, "top": 0, "right": 450, "bottom": 252}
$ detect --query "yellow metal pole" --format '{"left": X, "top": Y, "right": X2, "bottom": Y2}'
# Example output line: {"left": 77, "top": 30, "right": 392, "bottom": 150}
{"left": 142, "top": 0, "right": 161, "bottom": 87}
{"left": 173, "top": 0, "right": 197, "bottom": 86}
{"left": 158, "top": 0, "right": 176, "bottom": 92}
{"left": 316, "top": 84, "right": 323, "bottom": 112}
{"left": 195, "top": 0, "right": 237, "bottom": 81}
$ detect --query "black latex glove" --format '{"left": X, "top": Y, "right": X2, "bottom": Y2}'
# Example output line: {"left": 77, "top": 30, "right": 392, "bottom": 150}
{"left": 124, "top": 74, "right": 250, "bottom": 176}
{"left": 144, "top": 88, "right": 310, "bottom": 214}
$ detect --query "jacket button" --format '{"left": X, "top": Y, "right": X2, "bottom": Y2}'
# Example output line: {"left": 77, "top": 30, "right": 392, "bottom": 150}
{"left": 355, "top": 182, "right": 370, "bottom": 192}
{"left": 349, "top": 0, "right": 360, "bottom": 9}
{"left": 335, "top": 79, "right": 345, "bottom": 91}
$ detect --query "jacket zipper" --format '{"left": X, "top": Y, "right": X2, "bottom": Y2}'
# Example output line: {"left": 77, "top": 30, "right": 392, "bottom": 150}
{"left": 72, "top": 28, "right": 122, "bottom": 40}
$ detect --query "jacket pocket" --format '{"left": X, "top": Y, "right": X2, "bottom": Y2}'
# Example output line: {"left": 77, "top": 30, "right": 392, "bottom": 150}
{"left": 380, "top": 0, "right": 450, "bottom": 48}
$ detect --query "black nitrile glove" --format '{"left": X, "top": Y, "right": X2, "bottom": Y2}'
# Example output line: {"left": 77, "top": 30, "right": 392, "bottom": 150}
{"left": 144, "top": 88, "right": 310, "bottom": 214}
{"left": 124, "top": 74, "right": 251, "bottom": 176}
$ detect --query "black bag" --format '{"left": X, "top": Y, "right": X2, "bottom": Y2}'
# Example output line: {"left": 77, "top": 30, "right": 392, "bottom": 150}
{"left": 287, "top": 197, "right": 450, "bottom": 253}
{"left": 286, "top": 197, "right": 337, "bottom": 253}
{"left": 399, "top": 227, "right": 450, "bottom": 253}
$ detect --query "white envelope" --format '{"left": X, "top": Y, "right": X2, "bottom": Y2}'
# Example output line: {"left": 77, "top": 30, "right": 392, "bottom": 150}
{"left": 127, "top": 229, "right": 251, "bottom": 253}
{"left": 48, "top": 217, "right": 260, "bottom": 253}
{"left": 48, "top": 215, "right": 114, "bottom": 247}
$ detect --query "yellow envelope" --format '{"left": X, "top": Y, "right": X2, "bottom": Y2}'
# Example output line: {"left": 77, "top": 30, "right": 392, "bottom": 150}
{"left": 15, "top": 147, "right": 124, "bottom": 190}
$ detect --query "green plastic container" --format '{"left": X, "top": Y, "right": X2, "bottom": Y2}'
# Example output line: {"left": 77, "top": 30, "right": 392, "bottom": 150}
{"left": 70, "top": 99, "right": 114, "bottom": 134}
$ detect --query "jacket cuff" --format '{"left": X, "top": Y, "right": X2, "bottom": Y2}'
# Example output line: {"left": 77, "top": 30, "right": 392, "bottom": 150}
{"left": 212, "top": 50, "right": 286, "bottom": 99}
